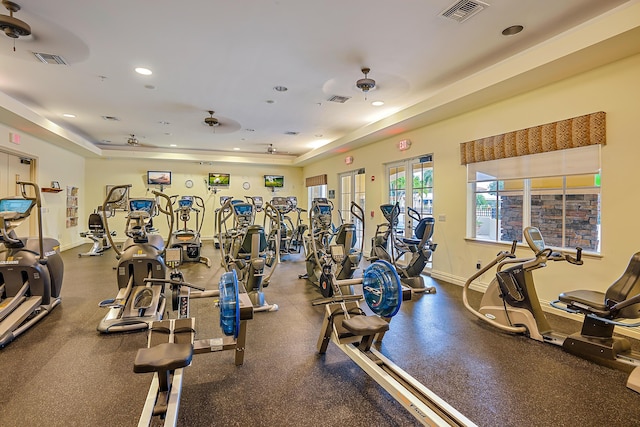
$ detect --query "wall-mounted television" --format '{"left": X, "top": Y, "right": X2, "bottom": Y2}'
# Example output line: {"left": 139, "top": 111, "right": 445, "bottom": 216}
{"left": 147, "top": 170, "right": 172, "bottom": 185}
{"left": 209, "top": 173, "right": 230, "bottom": 187}
{"left": 264, "top": 175, "right": 284, "bottom": 188}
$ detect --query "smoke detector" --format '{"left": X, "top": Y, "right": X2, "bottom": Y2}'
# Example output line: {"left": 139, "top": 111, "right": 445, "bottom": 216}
{"left": 0, "top": 1, "right": 31, "bottom": 39}
{"left": 204, "top": 110, "right": 220, "bottom": 127}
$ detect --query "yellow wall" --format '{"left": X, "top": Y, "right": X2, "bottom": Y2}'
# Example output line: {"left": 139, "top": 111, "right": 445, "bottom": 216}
{"left": 0, "top": 123, "right": 85, "bottom": 249}
{"left": 304, "top": 52, "right": 640, "bottom": 316}
{"left": 84, "top": 158, "right": 303, "bottom": 241}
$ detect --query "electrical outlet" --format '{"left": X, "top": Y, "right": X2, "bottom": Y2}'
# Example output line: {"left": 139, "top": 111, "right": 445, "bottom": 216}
{"left": 476, "top": 260, "right": 482, "bottom": 270}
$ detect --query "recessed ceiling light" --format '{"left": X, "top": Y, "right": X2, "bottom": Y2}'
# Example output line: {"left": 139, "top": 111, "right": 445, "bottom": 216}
{"left": 170, "top": 144, "right": 177, "bottom": 147}
{"left": 233, "top": 147, "right": 241, "bottom": 151}
{"left": 135, "top": 67, "right": 152, "bottom": 75}
{"left": 371, "top": 101, "right": 384, "bottom": 106}
{"left": 62, "top": 113, "right": 76, "bottom": 118}
{"left": 502, "top": 25, "right": 524, "bottom": 36}
{"left": 273, "top": 86, "right": 288, "bottom": 92}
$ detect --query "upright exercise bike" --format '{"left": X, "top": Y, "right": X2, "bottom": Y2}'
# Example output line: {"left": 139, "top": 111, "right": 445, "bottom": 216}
{"left": 0, "top": 181, "right": 64, "bottom": 348}
{"left": 78, "top": 204, "right": 116, "bottom": 257}
{"left": 97, "top": 185, "right": 174, "bottom": 333}
{"left": 463, "top": 226, "right": 640, "bottom": 393}
{"left": 168, "top": 195, "right": 211, "bottom": 267}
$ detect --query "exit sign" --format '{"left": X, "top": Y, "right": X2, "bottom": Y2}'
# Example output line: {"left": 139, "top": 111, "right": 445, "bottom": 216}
{"left": 398, "top": 139, "right": 411, "bottom": 151}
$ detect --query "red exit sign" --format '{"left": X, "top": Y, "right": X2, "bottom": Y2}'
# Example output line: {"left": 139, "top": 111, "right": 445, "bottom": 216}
{"left": 398, "top": 139, "right": 411, "bottom": 151}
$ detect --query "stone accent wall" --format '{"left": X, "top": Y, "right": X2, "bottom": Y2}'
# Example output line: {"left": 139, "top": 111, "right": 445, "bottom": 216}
{"left": 500, "top": 194, "right": 599, "bottom": 251}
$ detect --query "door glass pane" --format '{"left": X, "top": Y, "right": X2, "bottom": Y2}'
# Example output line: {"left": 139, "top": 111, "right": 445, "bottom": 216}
{"left": 388, "top": 165, "right": 406, "bottom": 233}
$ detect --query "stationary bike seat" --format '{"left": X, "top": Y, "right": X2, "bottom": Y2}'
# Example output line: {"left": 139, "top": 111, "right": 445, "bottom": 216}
{"left": 134, "top": 342, "right": 193, "bottom": 373}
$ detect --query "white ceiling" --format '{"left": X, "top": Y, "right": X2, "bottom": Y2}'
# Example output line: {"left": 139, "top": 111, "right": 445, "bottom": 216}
{"left": 0, "top": 0, "right": 637, "bottom": 164}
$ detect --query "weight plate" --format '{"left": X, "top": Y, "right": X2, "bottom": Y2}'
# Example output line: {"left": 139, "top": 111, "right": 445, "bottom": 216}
{"left": 219, "top": 269, "right": 240, "bottom": 338}
{"left": 319, "top": 271, "right": 333, "bottom": 298}
{"left": 363, "top": 260, "right": 401, "bottom": 317}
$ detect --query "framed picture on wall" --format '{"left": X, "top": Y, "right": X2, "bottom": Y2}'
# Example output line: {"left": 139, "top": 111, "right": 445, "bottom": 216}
{"left": 105, "top": 185, "right": 129, "bottom": 211}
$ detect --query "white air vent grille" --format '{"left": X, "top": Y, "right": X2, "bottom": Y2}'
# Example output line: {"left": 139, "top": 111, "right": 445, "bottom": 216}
{"left": 33, "top": 52, "right": 68, "bottom": 65}
{"left": 440, "top": 0, "right": 489, "bottom": 23}
{"left": 328, "top": 95, "right": 351, "bottom": 103}
{"left": 284, "top": 131, "right": 299, "bottom": 136}
{"left": 101, "top": 116, "right": 120, "bottom": 121}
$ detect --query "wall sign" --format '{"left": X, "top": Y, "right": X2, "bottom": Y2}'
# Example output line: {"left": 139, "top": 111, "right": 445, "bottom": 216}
{"left": 398, "top": 139, "right": 411, "bottom": 151}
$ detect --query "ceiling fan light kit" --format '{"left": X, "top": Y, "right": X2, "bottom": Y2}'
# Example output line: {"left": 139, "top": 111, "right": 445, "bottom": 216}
{"left": 356, "top": 67, "right": 376, "bottom": 93}
{"left": 204, "top": 110, "right": 220, "bottom": 127}
{"left": 0, "top": 1, "right": 31, "bottom": 39}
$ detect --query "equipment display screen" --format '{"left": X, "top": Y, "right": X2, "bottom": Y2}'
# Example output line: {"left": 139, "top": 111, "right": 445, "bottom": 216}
{"left": 0, "top": 199, "right": 34, "bottom": 214}
{"left": 130, "top": 199, "right": 155, "bottom": 212}
{"left": 318, "top": 205, "right": 331, "bottom": 215}
{"left": 381, "top": 205, "right": 394, "bottom": 215}
{"left": 234, "top": 204, "right": 253, "bottom": 215}
{"left": 178, "top": 197, "right": 193, "bottom": 208}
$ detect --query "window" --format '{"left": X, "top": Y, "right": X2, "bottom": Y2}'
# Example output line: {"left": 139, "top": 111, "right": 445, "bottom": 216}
{"left": 387, "top": 155, "right": 433, "bottom": 237}
{"left": 468, "top": 146, "right": 601, "bottom": 253}
{"left": 339, "top": 169, "right": 365, "bottom": 248}
{"left": 307, "top": 185, "right": 327, "bottom": 211}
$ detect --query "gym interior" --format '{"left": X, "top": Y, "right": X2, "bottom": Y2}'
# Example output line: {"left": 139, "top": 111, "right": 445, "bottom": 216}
{"left": 2, "top": 2, "right": 640, "bottom": 426}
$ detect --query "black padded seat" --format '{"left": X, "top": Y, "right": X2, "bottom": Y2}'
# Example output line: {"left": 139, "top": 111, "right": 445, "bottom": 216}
{"left": 133, "top": 342, "right": 193, "bottom": 373}
{"left": 559, "top": 290, "right": 609, "bottom": 316}
{"left": 342, "top": 315, "right": 389, "bottom": 336}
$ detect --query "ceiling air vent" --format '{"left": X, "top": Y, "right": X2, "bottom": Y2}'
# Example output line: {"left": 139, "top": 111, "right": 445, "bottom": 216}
{"left": 101, "top": 115, "right": 120, "bottom": 121}
{"left": 284, "top": 131, "right": 299, "bottom": 136}
{"left": 33, "top": 52, "right": 68, "bottom": 65}
{"left": 440, "top": 0, "right": 489, "bottom": 23}
{"left": 328, "top": 95, "right": 351, "bottom": 104}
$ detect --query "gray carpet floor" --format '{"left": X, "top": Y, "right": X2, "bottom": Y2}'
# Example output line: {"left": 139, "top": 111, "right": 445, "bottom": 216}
{"left": 1, "top": 242, "right": 640, "bottom": 427}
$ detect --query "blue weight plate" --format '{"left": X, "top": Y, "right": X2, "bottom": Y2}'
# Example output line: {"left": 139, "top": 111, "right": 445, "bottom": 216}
{"left": 219, "top": 269, "right": 240, "bottom": 338}
{"left": 362, "top": 260, "right": 401, "bottom": 318}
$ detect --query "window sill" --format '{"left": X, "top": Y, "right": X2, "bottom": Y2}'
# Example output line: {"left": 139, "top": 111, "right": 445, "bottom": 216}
{"left": 464, "top": 237, "right": 602, "bottom": 259}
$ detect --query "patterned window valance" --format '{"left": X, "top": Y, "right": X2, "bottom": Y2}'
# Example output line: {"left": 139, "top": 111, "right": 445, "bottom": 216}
{"left": 460, "top": 111, "right": 606, "bottom": 165}
{"left": 305, "top": 174, "right": 327, "bottom": 187}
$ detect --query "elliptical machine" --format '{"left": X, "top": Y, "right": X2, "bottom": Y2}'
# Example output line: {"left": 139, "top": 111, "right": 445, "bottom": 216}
{"left": 78, "top": 205, "right": 116, "bottom": 257}
{"left": 97, "top": 185, "right": 174, "bottom": 333}
{"left": 168, "top": 195, "right": 211, "bottom": 267}
{"left": 463, "top": 226, "right": 640, "bottom": 393}
{"left": 217, "top": 197, "right": 280, "bottom": 312}
{"left": 301, "top": 199, "right": 365, "bottom": 297}
{"left": 369, "top": 203, "right": 436, "bottom": 293}
{"left": 0, "top": 181, "right": 64, "bottom": 348}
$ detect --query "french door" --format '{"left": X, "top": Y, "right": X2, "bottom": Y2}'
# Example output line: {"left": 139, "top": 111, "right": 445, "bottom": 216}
{"left": 338, "top": 169, "right": 365, "bottom": 248}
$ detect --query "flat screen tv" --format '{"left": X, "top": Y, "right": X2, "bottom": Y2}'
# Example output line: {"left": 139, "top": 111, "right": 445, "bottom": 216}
{"left": 264, "top": 175, "right": 284, "bottom": 188}
{"left": 209, "top": 173, "right": 230, "bottom": 187}
{"left": 147, "top": 170, "right": 172, "bottom": 186}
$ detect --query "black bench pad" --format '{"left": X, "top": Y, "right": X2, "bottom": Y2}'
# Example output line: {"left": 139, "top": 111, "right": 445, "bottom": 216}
{"left": 342, "top": 315, "right": 389, "bottom": 336}
{"left": 133, "top": 342, "right": 193, "bottom": 373}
